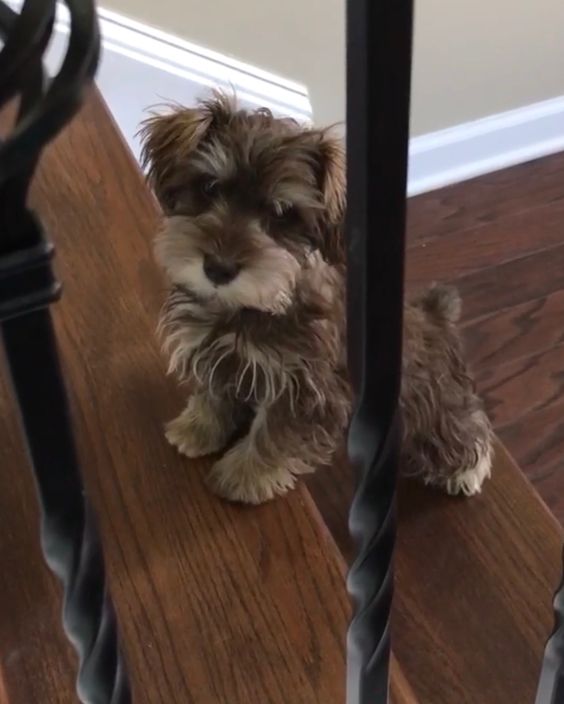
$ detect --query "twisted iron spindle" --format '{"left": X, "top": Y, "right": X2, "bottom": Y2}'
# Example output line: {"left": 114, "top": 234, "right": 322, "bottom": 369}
{"left": 536, "top": 550, "right": 564, "bottom": 704}
{"left": 345, "top": 0, "right": 414, "bottom": 702}
{"left": 0, "top": 1, "right": 131, "bottom": 701}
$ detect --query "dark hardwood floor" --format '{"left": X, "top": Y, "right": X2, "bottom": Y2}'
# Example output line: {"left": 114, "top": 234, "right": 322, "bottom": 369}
{"left": 307, "top": 154, "right": 564, "bottom": 703}
{"left": 406, "top": 152, "right": 564, "bottom": 526}
{"left": 0, "top": 94, "right": 354, "bottom": 704}
{"left": 306, "top": 155, "right": 564, "bottom": 703}
{"left": 310, "top": 153, "right": 564, "bottom": 547}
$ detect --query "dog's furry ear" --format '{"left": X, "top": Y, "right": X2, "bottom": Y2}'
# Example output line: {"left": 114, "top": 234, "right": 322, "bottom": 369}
{"left": 315, "top": 134, "right": 346, "bottom": 264}
{"left": 139, "top": 94, "right": 233, "bottom": 209}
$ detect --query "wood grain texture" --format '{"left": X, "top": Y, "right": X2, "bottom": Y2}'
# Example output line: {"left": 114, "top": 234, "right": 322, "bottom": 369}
{"left": 497, "top": 399, "right": 564, "bottom": 488}
{"left": 476, "top": 344, "right": 564, "bottom": 429}
{"left": 302, "top": 492, "right": 419, "bottom": 704}
{"left": 3, "top": 88, "right": 563, "bottom": 703}
{"left": 442, "top": 243, "right": 564, "bottom": 323}
{"left": 313, "top": 153, "right": 564, "bottom": 701}
{"left": 308, "top": 441, "right": 563, "bottom": 704}
{"left": 406, "top": 200, "right": 564, "bottom": 287}
{"left": 463, "top": 289, "right": 564, "bottom": 370}
{"left": 525, "top": 461, "right": 564, "bottom": 526}
{"left": 0, "top": 91, "right": 361, "bottom": 704}
{"left": 394, "top": 442, "right": 562, "bottom": 704}
{"left": 407, "top": 151, "right": 564, "bottom": 245}
{"left": 390, "top": 658, "right": 419, "bottom": 704}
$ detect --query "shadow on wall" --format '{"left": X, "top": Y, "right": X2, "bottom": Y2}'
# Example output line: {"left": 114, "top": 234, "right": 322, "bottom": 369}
{"left": 40, "top": 6, "right": 313, "bottom": 162}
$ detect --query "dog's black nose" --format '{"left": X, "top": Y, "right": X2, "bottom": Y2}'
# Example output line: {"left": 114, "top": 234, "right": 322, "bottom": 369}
{"left": 203, "top": 254, "right": 240, "bottom": 286}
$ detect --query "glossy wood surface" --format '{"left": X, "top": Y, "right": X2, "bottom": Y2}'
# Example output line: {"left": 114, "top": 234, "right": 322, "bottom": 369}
{"left": 0, "top": 92, "right": 372, "bottom": 704}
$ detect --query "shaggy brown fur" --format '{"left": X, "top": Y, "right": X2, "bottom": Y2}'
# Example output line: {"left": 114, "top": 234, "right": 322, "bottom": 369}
{"left": 140, "top": 94, "right": 493, "bottom": 504}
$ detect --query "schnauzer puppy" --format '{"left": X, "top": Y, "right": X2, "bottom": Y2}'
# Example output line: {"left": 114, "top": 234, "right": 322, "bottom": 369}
{"left": 140, "top": 94, "right": 493, "bottom": 504}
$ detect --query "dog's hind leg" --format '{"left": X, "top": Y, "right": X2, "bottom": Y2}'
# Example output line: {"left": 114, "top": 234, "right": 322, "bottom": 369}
{"left": 403, "top": 407, "right": 493, "bottom": 497}
{"left": 444, "top": 409, "right": 493, "bottom": 496}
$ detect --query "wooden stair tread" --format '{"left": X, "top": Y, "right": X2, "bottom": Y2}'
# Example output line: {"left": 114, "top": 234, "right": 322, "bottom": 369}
{"left": 309, "top": 440, "right": 563, "bottom": 703}
{"left": 395, "top": 441, "right": 562, "bottom": 703}
{"left": 0, "top": 91, "right": 419, "bottom": 703}
{"left": 3, "top": 87, "right": 557, "bottom": 704}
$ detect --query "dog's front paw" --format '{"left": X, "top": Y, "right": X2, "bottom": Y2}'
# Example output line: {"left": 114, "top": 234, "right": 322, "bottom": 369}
{"left": 165, "top": 413, "right": 227, "bottom": 459}
{"left": 207, "top": 450, "right": 299, "bottom": 504}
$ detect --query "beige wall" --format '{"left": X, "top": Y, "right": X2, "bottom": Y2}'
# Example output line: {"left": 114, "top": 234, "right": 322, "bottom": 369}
{"left": 105, "top": 0, "right": 564, "bottom": 136}
{"left": 412, "top": 0, "right": 564, "bottom": 134}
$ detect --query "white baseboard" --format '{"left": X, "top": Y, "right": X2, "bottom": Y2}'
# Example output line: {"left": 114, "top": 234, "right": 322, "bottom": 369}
{"left": 12, "top": 1, "right": 564, "bottom": 195}
{"left": 408, "top": 96, "right": 564, "bottom": 196}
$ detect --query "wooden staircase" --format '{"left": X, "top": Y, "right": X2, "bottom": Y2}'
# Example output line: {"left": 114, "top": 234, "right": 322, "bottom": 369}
{"left": 0, "top": 91, "right": 561, "bottom": 703}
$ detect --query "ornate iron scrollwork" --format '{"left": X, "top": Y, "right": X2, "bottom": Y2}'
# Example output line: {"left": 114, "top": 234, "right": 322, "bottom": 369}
{"left": 0, "top": 2, "right": 131, "bottom": 701}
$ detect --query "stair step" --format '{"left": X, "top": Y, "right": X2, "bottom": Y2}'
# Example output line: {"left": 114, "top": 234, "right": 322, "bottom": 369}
{"left": 395, "top": 441, "right": 562, "bottom": 703}
{"left": 0, "top": 91, "right": 418, "bottom": 703}
{"left": 3, "top": 88, "right": 558, "bottom": 704}
{"left": 309, "top": 440, "right": 563, "bottom": 704}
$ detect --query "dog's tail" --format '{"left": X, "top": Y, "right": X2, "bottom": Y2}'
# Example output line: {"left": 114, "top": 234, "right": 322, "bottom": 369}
{"left": 419, "top": 284, "right": 462, "bottom": 324}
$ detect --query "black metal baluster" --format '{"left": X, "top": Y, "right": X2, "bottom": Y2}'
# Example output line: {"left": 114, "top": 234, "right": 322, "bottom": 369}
{"left": 345, "top": 0, "right": 414, "bottom": 702}
{"left": 0, "top": 1, "right": 131, "bottom": 702}
{"left": 536, "top": 550, "right": 564, "bottom": 704}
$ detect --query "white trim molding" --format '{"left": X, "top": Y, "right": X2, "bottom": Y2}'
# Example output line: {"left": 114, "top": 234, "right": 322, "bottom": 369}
{"left": 408, "top": 96, "right": 564, "bottom": 196}
{"left": 96, "top": 8, "right": 312, "bottom": 121}
{"left": 10, "top": 1, "right": 564, "bottom": 194}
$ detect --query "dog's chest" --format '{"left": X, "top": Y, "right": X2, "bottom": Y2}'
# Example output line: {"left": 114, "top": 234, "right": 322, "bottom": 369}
{"left": 165, "top": 286, "right": 342, "bottom": 406}
{"left": 191, "top": 326, "right": 302, "bottom": 406}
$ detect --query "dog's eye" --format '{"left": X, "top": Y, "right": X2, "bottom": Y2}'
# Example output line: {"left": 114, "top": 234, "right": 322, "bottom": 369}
{"left": 200, "top": 178, "right": 219, "bottom": 197}
{"left": 303, "top": 234, "right": 320, "bottom": 250}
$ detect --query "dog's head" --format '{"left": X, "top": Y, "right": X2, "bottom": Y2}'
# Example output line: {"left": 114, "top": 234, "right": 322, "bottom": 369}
{"left": 140, "top": 94, "right": 345, "bottom": 314}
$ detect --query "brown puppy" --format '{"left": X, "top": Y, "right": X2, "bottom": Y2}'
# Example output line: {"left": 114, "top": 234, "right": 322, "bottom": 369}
{"left": 140, "top": 94, "right": 493, "bottom": 504}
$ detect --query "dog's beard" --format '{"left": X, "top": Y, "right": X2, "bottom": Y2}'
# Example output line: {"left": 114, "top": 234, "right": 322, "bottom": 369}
{"left": 155, "top": 215, "right": 301, "bottom": 314}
